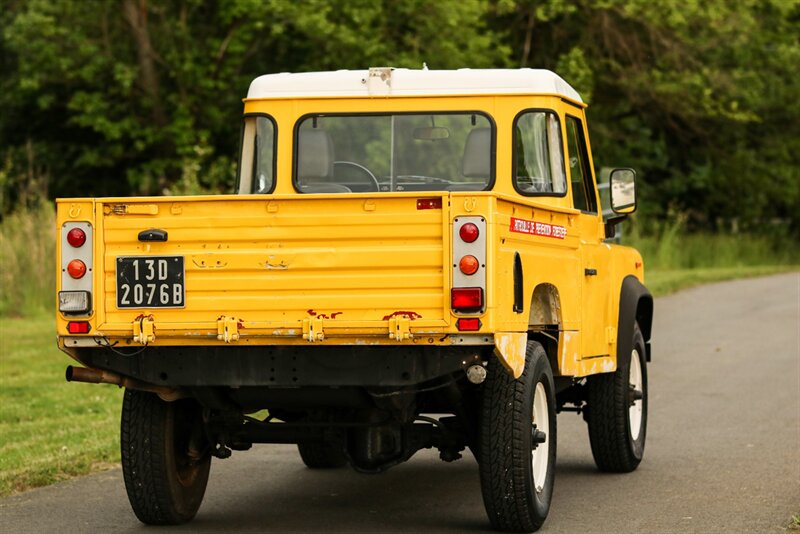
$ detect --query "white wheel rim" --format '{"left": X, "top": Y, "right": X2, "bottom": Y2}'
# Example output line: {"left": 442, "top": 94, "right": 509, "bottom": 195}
{"left": 629, "top": 349, "right": 643, "bottom": 440}
{"left": 531, "top": 381, "right": 549, "bottom": 493}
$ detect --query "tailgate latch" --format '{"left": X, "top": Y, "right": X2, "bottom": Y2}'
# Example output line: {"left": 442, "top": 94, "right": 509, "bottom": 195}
{"left": 303, "top": 316, "right": 324, "bottom": 342}
{"left": 389, "top": 316, "right": 413, "bottom": 341}
{"left": 133, "top": 315, "right": 155, "bottom": 345}
{"left": 217, "top": 316, "right": 241, "bottom": 343}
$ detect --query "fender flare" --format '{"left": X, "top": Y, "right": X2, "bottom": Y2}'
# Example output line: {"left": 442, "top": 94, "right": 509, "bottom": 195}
{"left": 617, "top": 275, "right": 654, "bottom": 362}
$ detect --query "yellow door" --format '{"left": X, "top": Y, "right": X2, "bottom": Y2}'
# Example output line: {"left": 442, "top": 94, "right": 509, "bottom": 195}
{"left": 565, "top": 114, "right": 611, "bottom": 358}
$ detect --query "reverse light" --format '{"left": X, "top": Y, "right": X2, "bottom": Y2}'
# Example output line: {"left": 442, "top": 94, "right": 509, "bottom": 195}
{"left": 456, "top": 318, "right": 482, "bottom": 331}
{"left": 451, "top": 287, "right": 483, "bottom": 312}
{"left": 459, "top": 222, "right": 479, "bottom": 243}
{"left": 459, "top": 255, "right": 480, "bottom": 275}
{"left": 67, "top": 259, "right": 87, "bottom": 279}
{"left": 66, "top": 227, "right": 86, "bottom": 247}
{"left": 59, "top": 291, "right": 91, "bottom": 314}
{"left": 67, "top": 321, "right": 91, "bottom": 334}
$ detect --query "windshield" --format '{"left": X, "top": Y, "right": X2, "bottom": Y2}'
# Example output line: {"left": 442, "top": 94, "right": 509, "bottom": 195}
{"left": 294, "top": 113, "right": 493, "bottom": 193}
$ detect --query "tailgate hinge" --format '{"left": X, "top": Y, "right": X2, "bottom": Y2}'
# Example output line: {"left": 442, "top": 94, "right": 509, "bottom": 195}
{"left": 388, "top": 316, "right": 413, "bottom": 341}
{"left": 133, "top": 315, "right": 155, "bottom": 345}
{"left": 217, "top": 316, "right": 241, "bottom": 343}
{"left": 303, "top": 316, "right": 324, "bottom": 342}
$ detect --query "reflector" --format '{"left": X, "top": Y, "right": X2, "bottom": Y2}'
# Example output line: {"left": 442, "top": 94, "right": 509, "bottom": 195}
{"left": 67, "top": 321, "right": 91, "bottom": 334}
{"left": 456, "top": 318, "right": 482, "bottom": 331}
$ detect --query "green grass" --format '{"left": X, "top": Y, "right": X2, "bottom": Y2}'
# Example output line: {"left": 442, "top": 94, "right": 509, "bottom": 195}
{"left": 622, "top": 219, "right": 800, "bottom": 296}
{"left": 0, "top": 314, "right": 122, "bottom": 496}
{"left": 0, "top": 200, "right": 56, "bottom": 317}
{"left": 646, "top": 265, "right": 799, "bottom": 296}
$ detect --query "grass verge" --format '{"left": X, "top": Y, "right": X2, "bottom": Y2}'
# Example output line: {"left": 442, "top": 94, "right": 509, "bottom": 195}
{"left": 646, "top": 265, "right": 799, "bottom": 297}
{"left": 0, "top": 315, "right": 122, "bottom": 496}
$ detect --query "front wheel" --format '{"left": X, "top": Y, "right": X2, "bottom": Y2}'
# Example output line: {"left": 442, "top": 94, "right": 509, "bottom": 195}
{"left": 121, "top": 390, "right": 211, "bottom": 525}
{"left": 586, "top": 322, "right": 648, "bottom": 472}
{"left": 479, "top": 340, "right": 557, "bottom": 532}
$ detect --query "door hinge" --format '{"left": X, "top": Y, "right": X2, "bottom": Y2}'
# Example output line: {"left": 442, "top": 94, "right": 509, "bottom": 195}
{"left": 217, "top": 316, "right": 241, "bottom": 343}
{"left": 133, "top": 315, "right": 155, "bottom": 345}
{"left": 303, "top": 316, "right": 325, "bottom": 342}
{"left": 388, "top": 315, "right": 413, "bottom": 341}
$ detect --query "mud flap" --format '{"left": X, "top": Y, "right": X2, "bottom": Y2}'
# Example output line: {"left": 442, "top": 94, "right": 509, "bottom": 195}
{"left": 493, "top": 332, "right": 528, "bottom": 379}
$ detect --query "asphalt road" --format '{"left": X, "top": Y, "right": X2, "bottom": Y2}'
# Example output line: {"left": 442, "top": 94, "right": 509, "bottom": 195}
{"left": 2, "top": 273, "right": 799, "bottom": 533}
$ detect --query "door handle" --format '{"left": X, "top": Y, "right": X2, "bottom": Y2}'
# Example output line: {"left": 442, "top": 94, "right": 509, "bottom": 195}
{"left": 584, "top": 268, "right": 598, "bottom": 276}
{"left": 138, "top": 228, "right": 168, "bottom": 242}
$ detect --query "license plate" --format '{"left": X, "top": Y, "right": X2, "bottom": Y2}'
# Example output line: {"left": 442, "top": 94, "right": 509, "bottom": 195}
{"left": 116, "top": 256, "right": 185, "bottom": 308}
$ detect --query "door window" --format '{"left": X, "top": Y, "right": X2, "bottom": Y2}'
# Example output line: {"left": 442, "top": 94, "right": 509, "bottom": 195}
{"left": 565, "top": 116, "right": 597, "bottom": 213}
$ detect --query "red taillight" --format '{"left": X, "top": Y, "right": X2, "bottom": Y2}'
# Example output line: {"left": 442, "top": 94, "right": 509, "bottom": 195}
{"left": 67, "top": 321, "right": 91, "bottom": 334}
{"left": 459, "top": 222, "right": 479, "bottom": 243}
{"left": 417, "top": 198, "right": 443, "bottom": 210}
{"left": 67, "top": 259, "right": 87, "bottom": 279}
{"left": 451, "top": 287, "right": 483, "bottom": 311}
{"left": 456, "top": 318, "right": 482, "bottom": 331}
{"left": 459, "top": 255, "right": 480, "bottom": 275}
{"left": 67, "top": 228, "right": 86, "bottom": 247}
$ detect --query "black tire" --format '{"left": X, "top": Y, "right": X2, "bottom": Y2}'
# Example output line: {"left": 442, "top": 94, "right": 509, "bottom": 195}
{"left": 479, "top": 340, "right": 557, "bottom": 532}
{"left": 297, "top": 442, "right": 347, "bottom": 469}
{"left": 121, "top": 390, "right": 211, "bottom": 525}
{"left": 586, "top": 322, "right": 648, "bottom": 472}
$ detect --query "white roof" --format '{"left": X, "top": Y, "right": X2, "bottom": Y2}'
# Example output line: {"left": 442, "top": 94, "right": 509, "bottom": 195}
{"left": 246, "top": 68, "right": 583, "bottom": 103}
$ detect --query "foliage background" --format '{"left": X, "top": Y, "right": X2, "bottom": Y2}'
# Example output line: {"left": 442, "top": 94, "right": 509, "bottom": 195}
{"left": 1, "top": 0, "right": 798, "bottom": 234}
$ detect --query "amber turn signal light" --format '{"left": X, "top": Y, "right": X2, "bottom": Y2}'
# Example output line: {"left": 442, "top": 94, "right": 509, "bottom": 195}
{"left": 459, "top": 255, "right": 480, "bottom": 275}
{"left": 67, "top": 259, "right": 87, "bottom": 279}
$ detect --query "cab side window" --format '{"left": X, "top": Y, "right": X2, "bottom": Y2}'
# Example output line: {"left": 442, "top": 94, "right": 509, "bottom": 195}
{"left": 513, "top": 111, "right": 566, "bottom": 196}
{"left": 565, "top": 116, "right": 597, "bottom": 213}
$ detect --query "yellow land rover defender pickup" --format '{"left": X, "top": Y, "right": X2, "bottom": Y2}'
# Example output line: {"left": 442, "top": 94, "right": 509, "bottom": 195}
{"left": 57, "top": 68, "right": 653, "bottom": 532}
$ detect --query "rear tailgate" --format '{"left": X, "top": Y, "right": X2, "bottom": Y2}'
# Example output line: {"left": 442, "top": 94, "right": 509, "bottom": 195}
{"left": 95, "top": 194, "right": 449, "bottom": 341}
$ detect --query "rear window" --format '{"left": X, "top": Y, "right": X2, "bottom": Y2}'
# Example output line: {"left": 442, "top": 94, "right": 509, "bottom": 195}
{"left": 294, "top": 113, "right": 494, "bottom": 193}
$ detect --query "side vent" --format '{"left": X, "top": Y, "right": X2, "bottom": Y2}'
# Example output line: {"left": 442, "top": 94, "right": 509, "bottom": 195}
{"left": 513, "top": 252, "right": 524, "bottom": 313}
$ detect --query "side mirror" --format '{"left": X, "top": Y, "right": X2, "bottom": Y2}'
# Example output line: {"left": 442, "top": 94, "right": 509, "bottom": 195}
{"left": 609, "top": 168, "right": 637, "bottom": 214}
{"left": 604, "top": 168, "right": 637, "bottom": 239}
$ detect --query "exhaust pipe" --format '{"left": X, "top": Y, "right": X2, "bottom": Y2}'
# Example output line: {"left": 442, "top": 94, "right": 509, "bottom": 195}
{"left": 66, "top": 366, "right": 184, "bottom": 402}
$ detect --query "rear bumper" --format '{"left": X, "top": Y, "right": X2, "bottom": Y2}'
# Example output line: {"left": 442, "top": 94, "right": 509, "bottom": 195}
{"left": 75, "top": 344, "right": 489, "bottom": 387}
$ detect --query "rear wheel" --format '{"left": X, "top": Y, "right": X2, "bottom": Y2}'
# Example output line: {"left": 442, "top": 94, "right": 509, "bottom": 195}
{"left": 479, "top": 340, "right": 557, "bottom": 532}
{"left": 121, "top": 390, "right": 211, "bottom": 525}
{"left": 297, "top": 442, "right": 347, "bottom": 469}
{"left": 586, "top": 322, "right": 648, "bottom": 472}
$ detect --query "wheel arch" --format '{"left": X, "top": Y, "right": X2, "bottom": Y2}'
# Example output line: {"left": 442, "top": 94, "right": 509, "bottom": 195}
{"left": 528, "top": 282, "right": 563, "bottom": 328}
{"left": 618, "top": 275, "right": 653, "bottom": 362}
{"left": 527, "top": 283, "right": 563, "bottom": 372}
